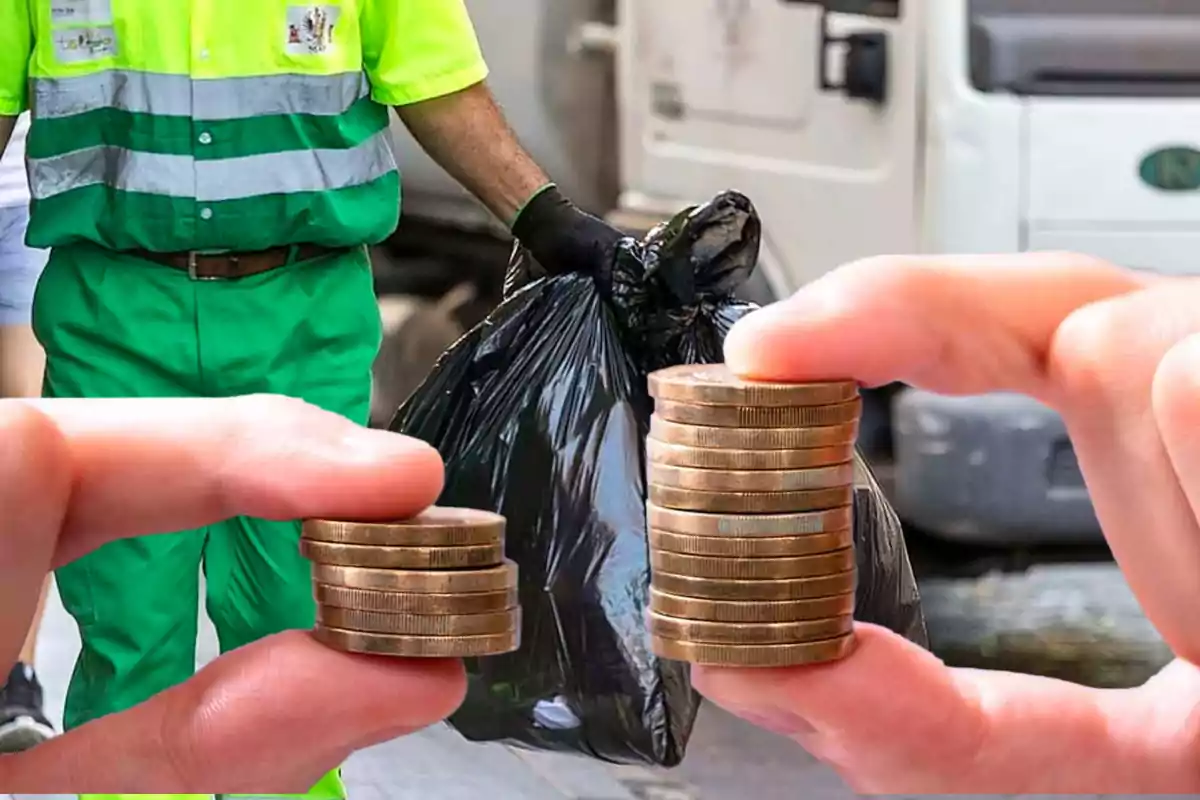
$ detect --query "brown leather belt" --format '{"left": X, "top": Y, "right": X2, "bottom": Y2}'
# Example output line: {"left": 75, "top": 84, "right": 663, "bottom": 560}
{"left": 130, "top": 244, "right": 344, "bottom": 280}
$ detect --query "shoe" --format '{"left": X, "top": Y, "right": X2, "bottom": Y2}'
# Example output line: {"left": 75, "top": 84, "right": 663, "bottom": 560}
{"left": 0, "top": 663, "right": 55, "bottom": 753}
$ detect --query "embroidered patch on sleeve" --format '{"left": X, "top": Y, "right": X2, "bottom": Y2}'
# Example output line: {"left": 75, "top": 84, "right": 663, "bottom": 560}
{"left": 285, "top": 6, "right": 341, "bottom": 55}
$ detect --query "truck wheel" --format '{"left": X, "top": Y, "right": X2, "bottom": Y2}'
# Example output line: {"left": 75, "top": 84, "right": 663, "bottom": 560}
{"left": 919, "top": 563, "right": 1171, "bottom": 688}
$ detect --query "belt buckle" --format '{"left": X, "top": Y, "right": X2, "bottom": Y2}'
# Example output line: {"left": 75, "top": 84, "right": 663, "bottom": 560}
{"left": 186, "top": 251, "right": 222, "bottom": 281}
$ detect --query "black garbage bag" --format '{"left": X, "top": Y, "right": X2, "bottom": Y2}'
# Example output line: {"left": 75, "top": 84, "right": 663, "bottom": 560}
{"left": 389, "top": 190, "right": 927, "bottom": 767}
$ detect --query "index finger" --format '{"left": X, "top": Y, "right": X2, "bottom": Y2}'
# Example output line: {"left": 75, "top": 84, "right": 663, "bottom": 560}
{"left": 724, "top": 253, "right": 1153, "bottom": 399}
{"left": 21, "top": 395, "right": 445, "bottom": 564}
{"left": 693, "top": 625, "right": 1198, "bottom": 793}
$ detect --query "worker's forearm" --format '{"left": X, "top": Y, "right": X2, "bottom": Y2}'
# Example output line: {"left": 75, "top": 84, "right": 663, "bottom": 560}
{"left": 0, "top": 116, "right": 15, "bottom": 160}
{"left": 396, "top": 83, "right": 548, "bottom": 226}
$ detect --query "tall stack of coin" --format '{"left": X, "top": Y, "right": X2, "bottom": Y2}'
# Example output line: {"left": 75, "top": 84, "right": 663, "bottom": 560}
{"left": 301, "top": 508, "right": 520, "bottom": 658}
{"left": 645, "top": 364, "right": 860, "bottom": 667}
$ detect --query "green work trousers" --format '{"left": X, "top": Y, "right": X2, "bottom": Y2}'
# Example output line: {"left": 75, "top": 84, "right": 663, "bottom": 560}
{"left": 33, "top": 243, "right": 382, "bottom": 800}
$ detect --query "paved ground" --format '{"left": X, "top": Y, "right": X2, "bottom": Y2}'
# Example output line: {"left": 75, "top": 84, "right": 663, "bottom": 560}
{"left": 23, "top": 579, "right": 858, "bottom": 800}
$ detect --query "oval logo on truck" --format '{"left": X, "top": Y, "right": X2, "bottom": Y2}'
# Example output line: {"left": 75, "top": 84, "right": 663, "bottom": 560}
{"left": 1140, "top": 146, "right": 1200, "bottom": 192}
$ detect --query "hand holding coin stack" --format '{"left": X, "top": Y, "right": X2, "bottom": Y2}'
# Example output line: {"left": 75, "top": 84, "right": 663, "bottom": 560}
{"left": 645, "top": 364, "right": 860, "bottom": 667}
{"left": 301, "top": 508, "right": 521, "bottom": 658}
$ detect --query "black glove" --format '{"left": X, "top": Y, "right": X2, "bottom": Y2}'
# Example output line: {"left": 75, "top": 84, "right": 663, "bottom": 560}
{"left": 511, "top": 184, "right": 625, "bottom": 277}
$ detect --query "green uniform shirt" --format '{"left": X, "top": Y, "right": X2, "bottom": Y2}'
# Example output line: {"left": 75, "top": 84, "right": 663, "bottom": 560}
{"left": 0, "top": 0, "right": 489, "bottom": 252}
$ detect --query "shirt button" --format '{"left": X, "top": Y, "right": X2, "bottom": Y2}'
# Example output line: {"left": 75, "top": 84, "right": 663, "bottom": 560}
{"left": 199, "top": 208, "right": 213, "bottom": 221}
{"left": 198, "top": 132, "right": 212, "bottom": 145}
{"left": 199, "top": 48, "right": 210, "bottom": 60}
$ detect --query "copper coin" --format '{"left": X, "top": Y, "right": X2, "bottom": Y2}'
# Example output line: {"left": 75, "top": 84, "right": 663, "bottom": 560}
{"left": 648, "top": 462, "right": 855, "bottom": 492}
{"left": 652, "top": 570, "right": 856, "bottom": 601}
{"left": 649, "top": 528, "right": 852, "bottom": 557}
{"left": 314, "top": 584, "right": 518, "bottom": 614}
{"left": 650, "top": 588, "right": 855, "bottom": 622}
{"left": 649, "top": 612, "right": 852, "bottom": 644}
{"left": 312, "top": 561, "right": 518, "bottom": 593}
{"left": 313, "top": 625, "right": 520, "bottom": 658}
{"left": 646, "top": 503, "right": 853, "bottom": 537}
{"left": 653, "top": 398, "right": 861, "bottom": 429}
{"left": 651, "top": 633, "right": 855, "bottom": 666}
{"left": 300, "top": 539, "right": 504, "bottom": 569}
{"left": 649, "top": 484, "right": 852, "bottom": 513}
{"left": 303, "top": 508, "right": 505, "bottom": 546}
{"left": 651, "top": 548, "right": 854, "bottom": 579}
{"left": 317, "top": 606, "right": 520, "bottom": 636}
{"left": 647, "top": 365, "right": 858, "bottom": 407}
{"left": 646, "top": 438, "right": 854, "bottom": 470}
{"left": 649, "top": 417, "right": 859, "bottom": 449}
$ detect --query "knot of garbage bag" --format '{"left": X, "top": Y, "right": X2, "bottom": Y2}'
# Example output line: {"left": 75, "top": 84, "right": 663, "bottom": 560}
{"left": 605, "top": 190, "right": 761, "bottom": 371}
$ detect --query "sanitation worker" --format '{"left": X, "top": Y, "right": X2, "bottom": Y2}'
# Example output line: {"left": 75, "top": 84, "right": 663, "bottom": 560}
{"left": 0, "top": 1, "right": 621, "bottom": 797}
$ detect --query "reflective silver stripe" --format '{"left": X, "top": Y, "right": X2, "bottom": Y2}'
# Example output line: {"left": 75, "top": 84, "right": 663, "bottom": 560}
{"left": 29, "top": 131, "right": 397, "bottom": 201}
{"left": 197, "top": 130, "right": 396, "bottom": 201}
{"left": 30, "top": 146, "right": 193, "bottom": 199}
{"left": 33, "top": 70, "right": 190, "bottom": 118}
{"left": 32, "top": 70, "right": 371, "bottom": 121}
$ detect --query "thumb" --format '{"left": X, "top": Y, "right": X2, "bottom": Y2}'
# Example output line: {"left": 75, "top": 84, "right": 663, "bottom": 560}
{"left": 3, "top": 631, "right": 466, "bottom": 793}
{"left": 693, "top": 624, "right": 1181, "bottom": 793}
{"left": 691, "top": 624, "right": 987, "bottom": 792}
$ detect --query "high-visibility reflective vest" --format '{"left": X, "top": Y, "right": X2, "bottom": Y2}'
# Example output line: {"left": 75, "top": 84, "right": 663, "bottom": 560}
{"left": 0, "top": 0, "right": 488, "bottom": 252}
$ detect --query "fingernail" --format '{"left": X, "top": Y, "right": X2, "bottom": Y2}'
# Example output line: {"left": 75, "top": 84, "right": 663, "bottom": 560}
{"left": 733, "top": 708, "right": 817, "bottom": 738}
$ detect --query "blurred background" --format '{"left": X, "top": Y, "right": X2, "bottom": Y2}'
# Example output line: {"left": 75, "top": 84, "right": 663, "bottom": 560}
{"left": 25, "top": 0, "right": 1199, "bottom": 797}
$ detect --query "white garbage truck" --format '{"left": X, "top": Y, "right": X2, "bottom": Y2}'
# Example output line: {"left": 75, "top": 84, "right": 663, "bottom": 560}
{"left": 381, "top": 0, "right": 1200, "bottom": 617}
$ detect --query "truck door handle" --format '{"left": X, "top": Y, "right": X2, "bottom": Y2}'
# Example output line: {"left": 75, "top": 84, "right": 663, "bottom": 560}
{"left": 820, "top": 16, "right": 889, "bottom": 104}
{"left": 779, "top": 2, "right": 890, "bottom": 105}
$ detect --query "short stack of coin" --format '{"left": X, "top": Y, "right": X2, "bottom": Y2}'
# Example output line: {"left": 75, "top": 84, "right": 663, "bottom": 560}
{"left": 301, "top": 508, "right": 521, "bottom": 658}
{"left": 645, "top": 364, "right": 860, "bottom": 667}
